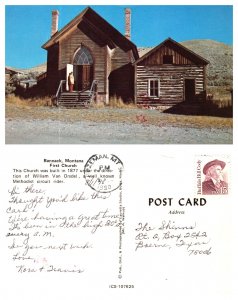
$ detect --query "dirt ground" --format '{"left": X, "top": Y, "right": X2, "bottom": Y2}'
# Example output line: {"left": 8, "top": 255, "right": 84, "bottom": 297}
{"left": 5, "top": 103, "right": 233, "bottom": 144}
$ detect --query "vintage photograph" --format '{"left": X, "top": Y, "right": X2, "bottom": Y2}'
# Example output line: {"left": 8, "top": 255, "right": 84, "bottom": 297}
{"left": 5, "top": 5, "right": 233, "bottom": 144}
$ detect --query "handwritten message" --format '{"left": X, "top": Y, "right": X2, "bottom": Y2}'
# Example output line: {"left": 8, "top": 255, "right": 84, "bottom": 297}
{"left": 6, "top": 182, "right": 120, "bottom": 274}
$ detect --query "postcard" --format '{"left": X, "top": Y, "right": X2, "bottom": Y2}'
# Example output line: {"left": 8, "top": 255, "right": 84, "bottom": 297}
{"left": 1, "top": 1, "right": 237, "bottom": 300}
{"left": 1, "top": 147, "right": 236, "bottom": 299}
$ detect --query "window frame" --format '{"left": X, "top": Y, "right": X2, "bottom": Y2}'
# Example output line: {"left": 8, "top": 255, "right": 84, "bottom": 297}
{"left": 148, "top": 78, "right": 160, "bottom": 97}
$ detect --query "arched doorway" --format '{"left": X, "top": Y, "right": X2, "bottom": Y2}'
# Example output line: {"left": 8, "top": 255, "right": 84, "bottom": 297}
{"left": 73, "top": 46, "right": 93, "bottom": 91}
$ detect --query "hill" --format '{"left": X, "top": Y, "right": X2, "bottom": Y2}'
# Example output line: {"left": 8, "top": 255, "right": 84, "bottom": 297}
{"left": 6, "top": 63, "right": 47, "bottom": 75}
{"left": 20, "top": 63, "right": 47, "bottom": 74}
{"left": 181, "top": 39, "right": 233, "bottom": 88}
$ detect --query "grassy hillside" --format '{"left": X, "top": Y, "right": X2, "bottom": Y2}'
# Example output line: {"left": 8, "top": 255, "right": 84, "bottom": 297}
{"left": 181, "top": 39, "right": 233, "bottom": 88}
{"left": 20, "top": 63, "right": 47, "bottom": 74}
{"left": 6, "top": 63, "right": 47, "bottom": 75}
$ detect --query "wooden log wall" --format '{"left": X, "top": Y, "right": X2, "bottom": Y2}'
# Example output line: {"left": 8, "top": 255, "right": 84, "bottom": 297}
{"left": 136, "top": 65, "right": 204, "bottom": 104}
{"left": 59, "top": 28, "right": 106, "bottom": 94}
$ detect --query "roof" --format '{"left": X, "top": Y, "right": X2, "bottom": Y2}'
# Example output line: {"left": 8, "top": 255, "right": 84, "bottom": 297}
{"left": 5, "top": 66, "right": 25, "bottom": 75}
{"left": 135, "top": 38, "right": 209, "bottom": 65}
{"left": 42, "top": 7, "right": 139, "bottom": 60}
{"left": 19, "top": 79, "right": 37, "bottom": 83}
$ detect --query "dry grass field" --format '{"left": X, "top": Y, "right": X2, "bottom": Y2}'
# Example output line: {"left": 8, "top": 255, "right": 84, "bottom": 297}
{"left": 5, "top": 95, "right": 232, "bottom": 129}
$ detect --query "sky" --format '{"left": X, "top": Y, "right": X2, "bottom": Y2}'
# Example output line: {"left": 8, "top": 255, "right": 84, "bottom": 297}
{"left": 5, "top": 5, "right": 233, "bottom": 69}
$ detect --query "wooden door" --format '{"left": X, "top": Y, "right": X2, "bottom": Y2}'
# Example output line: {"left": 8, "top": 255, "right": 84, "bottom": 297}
{"left": 185, "top": 79, "right": 195, "bottom": 101}
{"left": 77, "top": 65, "right": 92, "bottom": 90}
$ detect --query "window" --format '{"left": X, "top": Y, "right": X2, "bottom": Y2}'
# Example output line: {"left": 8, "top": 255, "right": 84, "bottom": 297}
{"left": 163, "top": 55, "right": 173, "bottom": 64}
{"left": 73, "top": 46, "right": 93, "bottom": 65}
{"left": 148, "top": 79, "right": 160, "bottom": 97}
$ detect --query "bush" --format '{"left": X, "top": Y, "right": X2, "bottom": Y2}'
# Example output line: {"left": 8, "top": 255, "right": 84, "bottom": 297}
{"left": 5, "top": 72, "right": 39, "bottom": 97}
{"left": 5, "top": 84, "right": 16, "bottom": 96}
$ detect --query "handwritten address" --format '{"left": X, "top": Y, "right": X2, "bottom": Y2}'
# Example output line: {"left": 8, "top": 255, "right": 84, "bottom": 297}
{"left": 134, "top": 221, "right": 212, "bottom": 256}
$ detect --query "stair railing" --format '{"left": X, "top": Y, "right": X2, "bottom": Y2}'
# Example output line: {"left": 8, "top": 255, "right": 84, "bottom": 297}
{"left": 55, "top": 80, "right": 66, "bottom": 106}
{"left": 88, "top": 80, "right": 98, "bottom": 105}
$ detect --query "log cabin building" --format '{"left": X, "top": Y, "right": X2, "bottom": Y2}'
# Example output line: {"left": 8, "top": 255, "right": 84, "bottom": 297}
{"left": 135, "top": 38, "right": 209, "bottom": 106}
{"left": 42, "top": 7, "right": 209, "bottom": 107}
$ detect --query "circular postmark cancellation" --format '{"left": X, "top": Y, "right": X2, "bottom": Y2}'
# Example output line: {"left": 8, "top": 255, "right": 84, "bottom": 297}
{"left": 84, "top": 154, "right": 123, "bottom": 193}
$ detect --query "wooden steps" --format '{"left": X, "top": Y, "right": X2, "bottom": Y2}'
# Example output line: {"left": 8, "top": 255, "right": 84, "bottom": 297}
{"left": 58, "top": 91, "right": 91, "bottom": 108}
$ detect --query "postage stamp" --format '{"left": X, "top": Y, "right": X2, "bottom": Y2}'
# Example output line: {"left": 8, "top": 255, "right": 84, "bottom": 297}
{"left": 84, "top": 154, "right": 123, "bottom": 193}
{"left": 196, "top": 156, "right": 229, "bottom": 195}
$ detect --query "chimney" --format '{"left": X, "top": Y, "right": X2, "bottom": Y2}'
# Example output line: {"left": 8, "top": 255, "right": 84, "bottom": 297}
{"left": 125, "top": 8, "right": 131, "bottom": 40}
{"left": 51, "top": 10, "right": 59, "bottom": 36}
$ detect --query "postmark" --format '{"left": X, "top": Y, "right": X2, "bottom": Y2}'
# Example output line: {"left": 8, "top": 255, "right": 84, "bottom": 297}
{"left": 84, "top": 154, "right": 123, "bottom": 193}
{"left": 196, "top": 156, "right": 229, "bottom": 195}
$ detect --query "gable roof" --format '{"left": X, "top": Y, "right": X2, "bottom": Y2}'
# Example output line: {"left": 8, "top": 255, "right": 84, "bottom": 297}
{"left": 135, "top": 37, "right": 209, "bottom": 65}
{"left": 42, "top": 7, "right": 139, "bottom": 59}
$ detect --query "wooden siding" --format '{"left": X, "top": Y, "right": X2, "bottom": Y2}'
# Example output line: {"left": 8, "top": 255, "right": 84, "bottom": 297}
{"left": 106, "top": 46, "right": 113, "bottom": 75}
{"left": 111, "top": 47, "right": 131, "bottom": 71}
{"left": 46, "top": 43, "right": 59, "bottom": 94}
{"left": 59, "top": 27, "right": 106, "bottom": 94}
{"left": 46, "top": 27, "right": 135, "bottom": 99}
{"left": 136, "top": 65, "right": 205, "bottom": 104}
{"left": 108, "top": 47, "right": 134, "bottom": 102}
{"left": 138, "top": 45, "right": 195, "bottom": 66}
{"left": 105, "top": 46, "right": 112, "bottom": 103}
{"left": 109, "top": 63, "right": 134, "bottom": 102}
